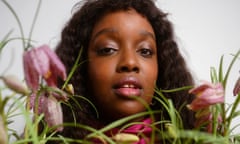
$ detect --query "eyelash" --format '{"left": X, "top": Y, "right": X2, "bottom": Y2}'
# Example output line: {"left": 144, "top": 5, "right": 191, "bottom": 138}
{"left": 96, "top": 47, "right": 117, "bottom": 56}
{"left": 138, "top": 48, "right": 154, "bottom": 58}
{"left": 96, "top": 47, "right": 154, "bottom": 57}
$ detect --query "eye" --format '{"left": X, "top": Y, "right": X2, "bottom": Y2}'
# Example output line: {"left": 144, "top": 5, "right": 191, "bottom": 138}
{"left": 138, "top": 48, "right": 153, "bottom": 58}
{"left": 97, "top": 47, "right": 117, "bottom": 56}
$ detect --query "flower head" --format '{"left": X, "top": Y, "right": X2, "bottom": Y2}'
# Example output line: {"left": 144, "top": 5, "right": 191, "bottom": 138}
{"left": 43, "top": 95, "right": 64, "bottom": 132}
{"left": 187, "top": 81, "right": 225, "bottom": 111}
{"left": 23, "top": 45, "right": 66, "bottom": 91}
{"left": 233, "top": 77, "right": 240, "bottom": 96}
{"left": 30, "top": 88, "right": 67, "bottom": 132}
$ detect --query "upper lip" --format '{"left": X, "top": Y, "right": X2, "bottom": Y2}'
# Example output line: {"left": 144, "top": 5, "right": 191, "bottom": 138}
{"left": 113, "top": 76, "right": 142, "bottom": 89}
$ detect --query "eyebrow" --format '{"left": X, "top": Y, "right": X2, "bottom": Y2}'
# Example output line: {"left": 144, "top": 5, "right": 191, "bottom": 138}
{"left": 139, "top": 30, "right": 156, "bottom": 40}
{"left": 91, "top": 28, "right": 155, "bottom": 41}
{"left": 91, "top": 28, "right": 116, "bottom": 42}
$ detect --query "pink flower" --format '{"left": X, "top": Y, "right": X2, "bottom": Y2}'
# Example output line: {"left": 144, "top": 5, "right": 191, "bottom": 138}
{"left": 233, "top": 77, "right": 240, "bottom": 96}
{"left": 30, "top": 87, "right": 68, "bottom": 113}
{"left": 23, "top": 45, "right": 67, "bottom": 132}
{"left": 187, "top": 81, "right": 224, "bottom": 111}
{"left": 30, "top": 88, "right": 67, "bottom": 132}
{"left": 23, "top": 45, "right": 66, "bottom": 91}
{"left": 43, "top": 95, "right": 64, "bottom": 132}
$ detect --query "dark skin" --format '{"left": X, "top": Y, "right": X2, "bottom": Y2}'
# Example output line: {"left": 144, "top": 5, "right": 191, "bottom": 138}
{"left": 87, "top": 9, "right": 158, "bottom": 124}
{"left": 52, "top": 0, "right": 195, "bottom": 141}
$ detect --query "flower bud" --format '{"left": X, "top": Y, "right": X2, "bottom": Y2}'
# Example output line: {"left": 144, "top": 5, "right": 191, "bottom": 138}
{"left": 165, "top": 123, "right": 177, "bottom": 139}
{"left": 1, "top": 75, "right": 29, "bottom": 95}
{"left": 112, "top": 133, "right": 139, "bottom": 143}
{"left": 65, "top": 84, "right": 74, "bottom": 95}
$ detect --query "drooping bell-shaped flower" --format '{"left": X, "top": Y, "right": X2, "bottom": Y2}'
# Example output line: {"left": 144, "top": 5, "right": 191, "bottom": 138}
{"left": 23, "top": 45, "right": 66, "bottom": 91}
{"left": 30, "top": 88, "right": 67, "bottom": 132}
{"left": 30, "top": 87, "right": 68, "bottom": 114}
{"left": 233, "top": 77, "right": 240, "bottom": 96}
{"left": 42, "top": 95, "right": 64, "bottom": 132}
{"left": 187, "top": 81, "right": 225, "bottom": 111}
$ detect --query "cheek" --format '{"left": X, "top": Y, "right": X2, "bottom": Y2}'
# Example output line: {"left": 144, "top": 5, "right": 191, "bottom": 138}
{"left": 143, "top": 60, "right": 158, "bottom": 84}
{"left": 145, "top": 62, "right": 158, "bottom": 94}
{"left": 87, "top": 60, "right": 115, "bottom": 92}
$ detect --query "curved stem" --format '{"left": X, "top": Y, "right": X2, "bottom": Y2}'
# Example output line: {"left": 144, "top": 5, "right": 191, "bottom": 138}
{"left": 26, "top": 0, "right": 42, "bottom": 50}
{"left": 2, "top": 0, "right": 26, "bottom": 49}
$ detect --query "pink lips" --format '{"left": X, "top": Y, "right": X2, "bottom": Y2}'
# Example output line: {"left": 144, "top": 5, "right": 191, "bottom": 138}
{"left": 113, "top": 77, "right": 142, "bottom": 98}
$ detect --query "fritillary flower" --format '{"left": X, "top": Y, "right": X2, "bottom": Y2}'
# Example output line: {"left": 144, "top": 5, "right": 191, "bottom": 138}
{"left": 23, "top": 45, "right": 66, "bottom": 91}
{"left": 23, "top": 45, "right": 68, "bottom": 132}
{"left": 42, "top": 95, "right": 64, "bottom": 132}
{"left": 187, "top": 81, "right": 224, "bottom": 111}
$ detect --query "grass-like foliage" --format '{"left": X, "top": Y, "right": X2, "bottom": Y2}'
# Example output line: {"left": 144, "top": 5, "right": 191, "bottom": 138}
{"left": 0, "top": 0, "right": 240, "bottom": 143}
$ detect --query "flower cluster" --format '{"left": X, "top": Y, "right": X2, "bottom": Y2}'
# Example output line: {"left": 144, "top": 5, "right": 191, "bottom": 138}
{"left": 23, "top": 45, "right": 68, "bottom": 132}
{"left": 187, "top": 51, "right": 240, "bottom": 137}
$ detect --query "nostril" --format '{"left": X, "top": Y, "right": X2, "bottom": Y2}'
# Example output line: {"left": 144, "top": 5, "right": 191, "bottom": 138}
{"left": 132, "top": 67, "right": 139, "bottom": 72}
{"left": 120, "top": 66, "right": 129, "bottom": 72}
{"left": 119, "top": 66, "right": 139, "bottom": 73}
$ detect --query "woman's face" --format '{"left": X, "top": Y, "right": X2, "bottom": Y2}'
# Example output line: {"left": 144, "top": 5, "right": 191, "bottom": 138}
{"left": 87, "top": 9, "right": 158, "bottom": 123}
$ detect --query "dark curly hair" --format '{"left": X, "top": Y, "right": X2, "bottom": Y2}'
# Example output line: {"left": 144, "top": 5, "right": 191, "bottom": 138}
{"left": 54, "top": 0, "right": 195, "bottom": 140}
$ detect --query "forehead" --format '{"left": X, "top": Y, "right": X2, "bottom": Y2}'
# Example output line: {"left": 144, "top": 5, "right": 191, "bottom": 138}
{"left": 91, "top": 9, "right": 154, "bottom": 35}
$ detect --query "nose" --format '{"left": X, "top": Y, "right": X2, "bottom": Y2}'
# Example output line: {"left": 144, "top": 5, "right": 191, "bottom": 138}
{"left": 116, "top": 49, "right": 140, "bottom": 73}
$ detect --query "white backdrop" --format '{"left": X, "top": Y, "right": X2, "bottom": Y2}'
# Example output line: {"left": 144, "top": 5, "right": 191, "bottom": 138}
{"left": 0, "top": 0, "right": 240, "bottom": 136}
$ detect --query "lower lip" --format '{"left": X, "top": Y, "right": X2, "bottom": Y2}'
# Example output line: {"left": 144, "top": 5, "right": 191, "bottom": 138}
{"left": 114, "top": 87, "right": 142, "bottom": 98}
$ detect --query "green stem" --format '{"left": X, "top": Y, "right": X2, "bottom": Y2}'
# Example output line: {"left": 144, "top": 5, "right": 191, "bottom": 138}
{"left": 1, "top": 0, "right": 26, "bottom": 49}
{"left": 62, "top": 48, "right": 83, "bottom": 90}
{"left": 223, "top": 50, "right": 240, "bottom": 89}
{"left": 26, "top": 0, "right": 42, "bottom": 50}
{"left": 226, "top": 93, "right": 240, "bottom": 135}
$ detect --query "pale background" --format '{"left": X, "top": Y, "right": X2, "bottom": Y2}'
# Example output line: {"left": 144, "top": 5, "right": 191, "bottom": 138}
{"left": 0, "top": 0, "right": 239, "bottom": 138}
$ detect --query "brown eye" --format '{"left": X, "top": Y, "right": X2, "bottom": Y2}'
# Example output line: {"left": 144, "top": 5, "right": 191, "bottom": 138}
{"left": 138, "top": 48, "right": 153, "bottom": 58}
{"left": 97, "top": 47, "right": 117, "bottom": 56}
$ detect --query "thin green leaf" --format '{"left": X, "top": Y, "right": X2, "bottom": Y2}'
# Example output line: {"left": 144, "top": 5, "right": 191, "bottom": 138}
{"left": 223, "top": 50, "right": 240, "bottom": 88}
{"left": 218, "top": 55, "right": 224, "bottom": 82}
{"left": 159, "top": 86, "right": 193, "bottom": 93}
{"left": 210, "top": 67, "right": 218, "bottom": 83}
{"left": 1, "top": 0, "right": 25, "bottom": 48}
{"left": 0, "top": 30, "right": 13, "bottom": 52}
{"left": 26, "top": 0, "right": 42, "bottom": 50}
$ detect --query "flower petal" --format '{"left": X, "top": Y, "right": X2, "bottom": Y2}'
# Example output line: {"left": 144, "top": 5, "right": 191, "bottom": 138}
{"left": 188, "top": 81, "right": 224, "bottom": 110}
{"left": 41, "top": 45, "right": 66, "bottom": 81}
{"left": 34, "top": 46, "right": 50, "bottom": 76}
{"left": 233, "top": 77, "right": 240, "bottom": 96}
{"left": 43, "top": 96, "right": 63, "bottom": 132}
{"left": 30, "top": 92, "right": 45, "bottom": 114}
{"left": 23, "top": 51, "right": 40, "bottom": 91}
